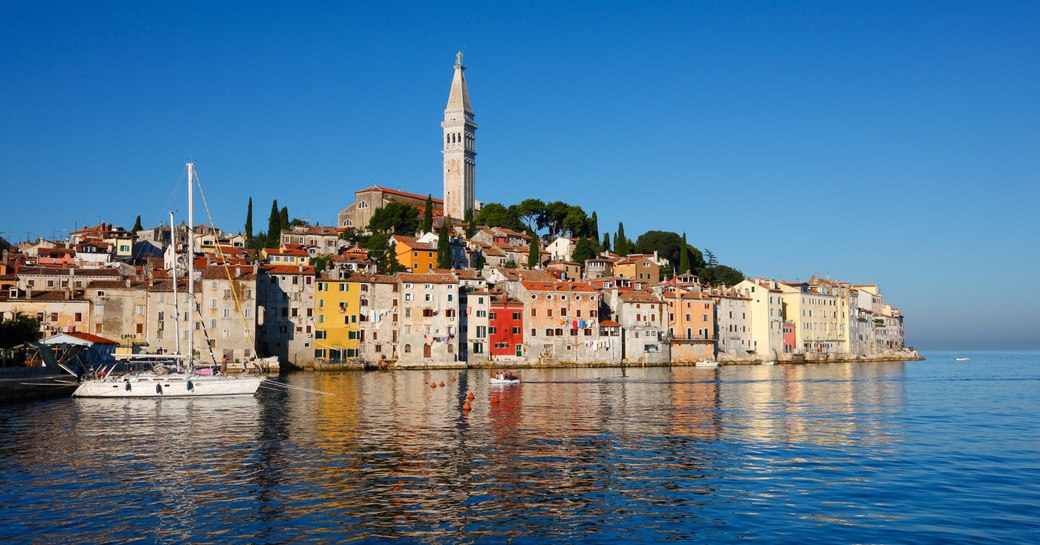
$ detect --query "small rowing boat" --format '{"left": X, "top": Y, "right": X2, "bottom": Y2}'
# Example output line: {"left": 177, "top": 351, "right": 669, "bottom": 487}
{"left": 490, "top": 370, "right": 520, "bottom": 385}
{"left": 695, "top": 360, "right": 718, "bottom": 368}
{"left": 955, "top": 357, "right": 971, "bottom": 361}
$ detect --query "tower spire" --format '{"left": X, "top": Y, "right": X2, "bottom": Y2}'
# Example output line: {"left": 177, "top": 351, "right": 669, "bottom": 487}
{"left": 442, "top": 52, "right": 477, "bottom": 220}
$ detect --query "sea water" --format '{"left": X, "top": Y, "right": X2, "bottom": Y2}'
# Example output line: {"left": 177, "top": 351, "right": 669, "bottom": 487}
{"left": 1, "top": 351, "right": 1038, "bottom": 543}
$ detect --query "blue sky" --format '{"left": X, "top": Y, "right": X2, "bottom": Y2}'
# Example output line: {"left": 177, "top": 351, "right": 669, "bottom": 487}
{"left": 1, "top": 1, "right": 1037, "bottom": 349}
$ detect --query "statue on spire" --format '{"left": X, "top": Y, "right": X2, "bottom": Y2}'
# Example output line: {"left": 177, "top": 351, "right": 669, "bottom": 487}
{"left": 455, "top": 50, "right": 464, "bottom": 66}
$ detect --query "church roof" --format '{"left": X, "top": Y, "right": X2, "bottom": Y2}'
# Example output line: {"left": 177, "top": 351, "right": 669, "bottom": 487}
{"left": 446, "top": 62, "right": 472, "bottom": 113}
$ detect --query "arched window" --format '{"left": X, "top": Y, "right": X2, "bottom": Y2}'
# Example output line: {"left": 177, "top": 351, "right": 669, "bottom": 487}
{"left": 404, "top": 344, "right": 412, "bottom": 353}
{"left": 358, "top": 201, "right": 369, "bottom": 209}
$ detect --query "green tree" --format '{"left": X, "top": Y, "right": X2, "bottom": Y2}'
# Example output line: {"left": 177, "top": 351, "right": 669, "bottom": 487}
{"left": 279, "top": 207, "right": 289, "bottom": 232}
{"left": 0, "top": 314, "right": 42, "bottom": 349}
{"left": 132, "top": 215, "right": 143, "bottom": 232}
{"left": 367, "top": 202, "right": 420, "bottom": 235}
{"left": 527, "top": 232, "right": 540, "bottom": 269}
{"left": 437, "top": 217, "right": 452, "bottom": 269}
{"left": 386, "top": 241, "right": 406, "bottom": 273}
{"left": 679, "top": 232, "right": 690, "bottom": 274}
{"left": 712, "top": 265, "right": 745, "bottom": 286}
{"left": 588, "top": 211, "right": 599, "bottom": 240}
{"left": 366, "top": 230, "right": 389, "bottom": 263}
{"left": 571, "top": 237, "right": 597, "bottom": 266}
{"left": 245, "top": 197, "right": 253, "bottom": 239}
{"left": 634, "top": 231, "right": 684, "bottom": 266}
{"left": 602, "top": 232, "right": 611, "bottom": 253}
{"left": 515, "top": 198, "right": 546, "bottom": 232}
{"left": 541, "top": 201, "right": 571, "bottom": 237}
{"left": 309, "top": 256, "right": 330, "bottom": 274}
{"left": 476, "top": 203, "right": 522, "bottom": 231}
{"left": 615, "top": 222, "right": 632, "bottom": 256}
{"left": 562, "top": 206, "right": 589, "bottom": 238}
{"left": 420, "top": 194, "right": 434, "bottom": 234}
{"left": 266, "top": 199, "right": 280, "bottom": 247}
{"left": 463, "top": 207, "right": 476, "bottom": 238}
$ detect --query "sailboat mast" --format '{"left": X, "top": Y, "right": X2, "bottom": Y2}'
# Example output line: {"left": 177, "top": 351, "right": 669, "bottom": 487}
{"left": 170, "top": 211, "right": 181, "bottom": 356}
{"left": 186, "top": 161, "right": 195, "bottom": 370}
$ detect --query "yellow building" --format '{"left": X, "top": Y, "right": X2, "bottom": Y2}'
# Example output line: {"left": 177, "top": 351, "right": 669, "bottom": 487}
{"left": 391, "top": 235, "right": 437, "bottom": 273}
{"left": 314, "top": 271, "right": 361, "bottom": 362}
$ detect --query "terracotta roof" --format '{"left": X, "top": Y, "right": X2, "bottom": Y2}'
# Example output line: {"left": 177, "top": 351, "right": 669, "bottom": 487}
{"left": 262, "top": 265, "right": 315, "bottom": 275}
{"left": 353, "top": 274, "right": 398, "bottom": 284}
{"left": 202, "top": 265, "right": 257, "bottom": 281}
{"left": 520, "top": 281, "right": 595, "bottom": 293}
{"left": 397, "top": 272, "right": 457, "bottom": 284}
{"left": 599, "top": 320, "right": 621, "bottom": 327}
{"left": 391, "top": 235, "right": 436, "bottom": 251}
{"left": 618, "top": 291, "right": 664, "bottom": 303}
{"left": 358, "top": 186, "right": 444, "bottom": 205}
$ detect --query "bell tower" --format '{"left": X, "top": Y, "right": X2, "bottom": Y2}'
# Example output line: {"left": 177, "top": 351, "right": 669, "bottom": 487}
{"left": 442, "top": 51, "right": 476, "bottom": 221}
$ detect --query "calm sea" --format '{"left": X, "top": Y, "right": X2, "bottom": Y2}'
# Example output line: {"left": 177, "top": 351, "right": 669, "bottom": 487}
{"left": 1, "top": 351, "right": 1038, "bottom": 544}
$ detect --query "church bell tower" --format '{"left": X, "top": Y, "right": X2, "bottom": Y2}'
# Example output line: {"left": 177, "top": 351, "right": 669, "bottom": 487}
{"left": 442, "top": 51, "right": 476, "bottom": 221}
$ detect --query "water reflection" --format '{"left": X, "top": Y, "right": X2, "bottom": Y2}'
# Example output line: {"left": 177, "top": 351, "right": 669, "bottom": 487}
{"left": 4, "top": 358, "right": 1039, "bottom": 544}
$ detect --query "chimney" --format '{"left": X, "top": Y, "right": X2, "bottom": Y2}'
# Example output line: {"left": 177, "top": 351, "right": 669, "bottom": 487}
{"left": 235, "top": 266, "right": 242, "bottom": 278}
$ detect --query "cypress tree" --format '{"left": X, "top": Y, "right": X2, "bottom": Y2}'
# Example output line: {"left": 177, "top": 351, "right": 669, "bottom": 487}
{"left": 437, "top": 217, "right": 452, "bottom": 269}
{"left": 616, "top": 222, "right": 629, "bottom": 256}
{"left": 602, "top": 232, "right": 611, "bottom": 253}
{"left": 527, "top": 232, "right": 539, "bottom": 269}
{"left": 279, "top": 206, "right": 289, "bottom": 231}
{"left": 420, "top": 194, "right": 434, "bottom": 234}
{"left": 245, "top": 197, "right": 253, "bottom": 239}
{"left": 267, "top": 199, "right": 280, "bottom": 247}
{"left": 386, "top": 241, "right": 405, "bottom": 273}
{"left": 679, "top": 232, "right": 690, "bottom": 274}
{"left": 132, "top": 215, "right": 143, "bottom": 232}
{"left": 589, "top": 211, "right": 599, "bottom": 240}
{"left": 463, "top": 207, "right": 476, "bottom": 238}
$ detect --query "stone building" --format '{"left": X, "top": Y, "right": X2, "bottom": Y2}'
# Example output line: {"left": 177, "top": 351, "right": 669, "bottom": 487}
{"left": 258, "top": 265, "right": 316, "bottom": 367}
{"left": 396, "top": 272, "right": 460, "bottom": 363}
{"left": 356, "top": 274, "right": 400, "bottom": 363}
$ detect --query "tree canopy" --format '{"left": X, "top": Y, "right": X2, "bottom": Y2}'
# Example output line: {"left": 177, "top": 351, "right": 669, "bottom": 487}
{"left": 0, "top": 315, "right": 42, "bottom": 349}
{"left": 571, "top": 238, "right": 597, "bottom": 266}
{"left": 368, "top": 203, "right": 420, "bottom": 235}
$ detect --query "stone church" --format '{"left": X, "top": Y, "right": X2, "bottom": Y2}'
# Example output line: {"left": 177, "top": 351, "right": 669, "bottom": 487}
{"left": 338, "top": 52, "right": 477, "bottom": 231}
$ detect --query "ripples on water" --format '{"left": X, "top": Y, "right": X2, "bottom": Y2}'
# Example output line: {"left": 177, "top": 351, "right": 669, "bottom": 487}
{"left": 2, "top": 352, "right": 1039, "bottom": 544}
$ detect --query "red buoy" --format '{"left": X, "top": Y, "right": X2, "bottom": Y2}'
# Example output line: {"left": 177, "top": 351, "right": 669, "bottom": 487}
{"left": 463, "top": 401, "right": 472, "bottom": 411}
{"left": 439, "top": 380, "right": 445, "bottom": 387}
{"left": 491, "top": 395, "right": 500, "bottom": 404}
{"left": 430, "top": 381, "right": 437, "bottom": 388}
{"left": 466, "top": 391, "right": 475, "bottom": 401}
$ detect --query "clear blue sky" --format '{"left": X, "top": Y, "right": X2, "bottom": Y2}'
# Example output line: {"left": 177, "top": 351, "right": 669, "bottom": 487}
{"left": 2, "top": 1, "right": 1037, "bottom": 349}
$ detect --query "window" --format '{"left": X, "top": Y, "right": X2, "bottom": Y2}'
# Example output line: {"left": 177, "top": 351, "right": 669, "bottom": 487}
{"left": 489, "top": 312, "right": 497, "bottom": 320}
{"left": 404, "top": 344, "right": 412, "bottom": 353}
{"left": 512, "top": 312, "right": 520, "bottom": 320}
{"left": 405, "top": 293, "right": 413, "bottom": 302}
{"left": 512, "top": 327, "right": 520, "bottom": 334}
{"left": 531, "top": 308, "right": 537, "bottom": 316}
{"left": 96, "top": 305, "right": 105, "bottom": 315}
{"left": 316, "top": 330, "right": 326, "bottom": 339}
{"left": 489, "top": 326, "right": 497, "bottom": 334}
{"left": 223, "top": 309, "right": 231, "bottom": 319}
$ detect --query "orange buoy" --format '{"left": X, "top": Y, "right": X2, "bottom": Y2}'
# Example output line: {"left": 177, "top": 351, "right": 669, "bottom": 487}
{"left": 450, "top": 377, "right": 456, "bottom": 382}
{"left": 439, "top": 380, "right": 445, "bottom": 387}
{"left": 466, "top": 391, "right": 475, "bottom": 401}
{"left": 430, "top": 381, "right": 437, "bottom": 388}
{"left": 491, "top": 395, "right": 499, "bottom": 404}
{"left": 462, "top": 401, "right": 471, "bottom": 411}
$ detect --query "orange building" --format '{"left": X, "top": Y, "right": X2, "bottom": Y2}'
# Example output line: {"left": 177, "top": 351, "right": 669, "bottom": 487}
{"left": 391, "top": 235, "right": 437, "bottom": 273}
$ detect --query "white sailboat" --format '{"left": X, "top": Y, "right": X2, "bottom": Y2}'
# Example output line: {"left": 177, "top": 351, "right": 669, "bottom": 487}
{"left": 73, "top": 162, "right": 266, "bottom": 398}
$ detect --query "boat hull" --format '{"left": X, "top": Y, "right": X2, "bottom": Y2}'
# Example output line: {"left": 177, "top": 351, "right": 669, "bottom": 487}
{"left": 489, "top": 378, "right": 520, "bottom": 385}
{"left": 73, "top": 374, "right": 265, "bottom": 398}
